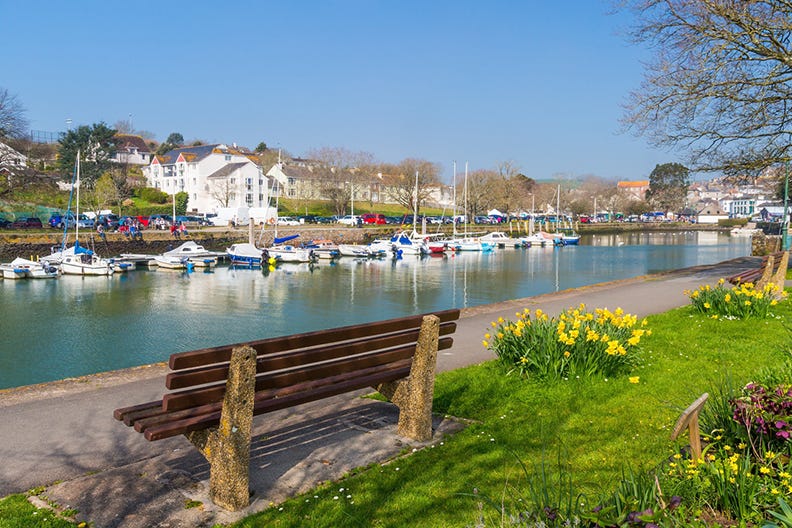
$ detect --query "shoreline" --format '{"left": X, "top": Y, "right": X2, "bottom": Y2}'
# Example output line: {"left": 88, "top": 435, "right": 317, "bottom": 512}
{"left": 0, "top": 254, "right": 757, "bottom": 404}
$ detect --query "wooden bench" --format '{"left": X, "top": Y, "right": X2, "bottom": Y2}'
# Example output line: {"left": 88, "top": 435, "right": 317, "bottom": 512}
{"left": 114, "top": 309, "right": 460, "bottom": 511}
{"left": 727, "top": 251, "right": 788, "bottom": 292}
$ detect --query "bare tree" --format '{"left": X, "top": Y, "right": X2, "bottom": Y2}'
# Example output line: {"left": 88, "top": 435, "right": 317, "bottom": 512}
{"left": 621, "top": 0, "right": 792, "bottom": 172}
{"left": 383, "top": 158, "right": 441, "bottom": 215}
{"left": 0, "top": 88, "right": 28, "bottom": 140}
{"left": 306, "top": 147, "right": 377, "bottom": 216}
{"left": 209, "top": 178, "right": 236, "bottom": 207}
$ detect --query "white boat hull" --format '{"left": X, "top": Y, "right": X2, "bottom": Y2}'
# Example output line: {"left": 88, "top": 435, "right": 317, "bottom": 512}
{"left": 60, "top": 255, "right": 114, "bottom": 276}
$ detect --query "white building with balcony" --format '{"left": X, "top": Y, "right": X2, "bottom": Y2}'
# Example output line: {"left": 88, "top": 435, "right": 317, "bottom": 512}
{"left": 143, "top": 144, "right": 267, "bottom": 213}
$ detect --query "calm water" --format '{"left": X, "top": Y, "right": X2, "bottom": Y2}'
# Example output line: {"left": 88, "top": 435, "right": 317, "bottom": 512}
{"left": 0, "top": 230, "right": 749, "bottom": 389}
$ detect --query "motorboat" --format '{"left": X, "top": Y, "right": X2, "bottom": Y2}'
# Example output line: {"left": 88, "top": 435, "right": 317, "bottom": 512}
{"left": 9, "top": 257, "right": 59, "bottom": 279}
{"left": 226, "top": 243, "right": 265, "bottom": 266}
{"left": 479, "top": 231, "right": 526, "bottom": 248}
{"left": 268, "top": 245, "right": 315, "bottom": 263}
{"left": 520, "top": 232, "right": 563, "bottom": 247}
{"left": 301, "top": 239, "right": 339, "bottom": 260}
{"left": 162, "top": 241, "right": 221, "bottom": 259}
{"left": 390, "top": 231, "right": 429, "bottom": 256}
{"left": 451, "top": 237, "right": 495, "bottom": 252}
{"left": 153, "top": 255, "right": 194, "bottom": 270}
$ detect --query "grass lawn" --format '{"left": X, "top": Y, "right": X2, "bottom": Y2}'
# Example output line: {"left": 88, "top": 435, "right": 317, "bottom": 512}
{"left": 2, "top": 295, "right": 789, "bottom": 527}
{"left": 227, "top": 300, "right": 792, "bottom": 527}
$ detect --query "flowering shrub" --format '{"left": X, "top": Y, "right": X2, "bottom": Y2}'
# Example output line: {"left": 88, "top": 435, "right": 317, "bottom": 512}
{"left": 685, "top": 279, "right": 786, "bottom": 319}
{"left": 662, "top": 438, "right": 792, "bottom": 524}
{"left": 731, "top": 382, "right": 792, "bottom": 452}
{"left": 483, "top": 304, "right": 649, "bottom": 381}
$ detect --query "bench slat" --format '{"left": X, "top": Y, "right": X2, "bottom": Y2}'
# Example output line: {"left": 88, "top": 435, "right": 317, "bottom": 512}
{"left": 162, "top": 336, "right": 453, "bottom": 412}
{"left": 168, "top": 309, "right": 460, "bottom": 370}
{"left": 141, "top": 360, "right": 413, "bottom": 440}
{"left": 114, "top": 400, "right": 162, "bottom": 423}
{"left": 165, "top": 321, "right": 457, "bottom": 390}
{"left": 133, "top": 359, "right": 413, "bottom": 434}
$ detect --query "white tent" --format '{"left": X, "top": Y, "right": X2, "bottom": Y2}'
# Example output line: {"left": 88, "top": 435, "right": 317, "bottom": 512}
{"left": 487, "top": 208, "right": 504, "bottom": 217}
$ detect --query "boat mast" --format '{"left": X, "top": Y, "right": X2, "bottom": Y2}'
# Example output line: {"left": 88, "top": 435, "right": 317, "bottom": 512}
{"left": 61, "top": 152, "right": 79, "bottom": 252}
{"left": 412, "top": 170, "right": 418, "bottom": 236}
{"left": 464, "top": 161, "right": 469, "bottom": 237}
{"left": 452, "top": 161, "right": 457, "bottom": 238}
{"left": 75, "top": 154, "right": 81, "bottom": 240}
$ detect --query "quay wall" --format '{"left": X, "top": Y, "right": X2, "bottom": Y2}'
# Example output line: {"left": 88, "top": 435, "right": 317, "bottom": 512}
{"left": 0, "top": 222, "right": 742, "bottom": 262}
{"left": 0, "top": 227, "right": 382, "bottom": 262}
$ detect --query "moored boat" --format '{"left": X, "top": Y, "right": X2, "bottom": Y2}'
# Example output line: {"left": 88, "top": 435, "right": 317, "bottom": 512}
{"left": 226, "top": 243, "right": 265, "bottom": 266}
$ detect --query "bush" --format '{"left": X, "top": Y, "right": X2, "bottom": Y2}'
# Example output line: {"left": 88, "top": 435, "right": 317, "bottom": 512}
{"left": 484, "top": 304, "right": 649, "bottom": 381}
{"left": 685, "top": 279, "right": 786, "bottom": 319}
{"left": 136, "top": 187, "right": 169, "bottom": 204}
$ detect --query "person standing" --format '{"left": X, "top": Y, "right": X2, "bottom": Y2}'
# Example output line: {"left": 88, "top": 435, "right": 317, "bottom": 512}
{"left": 97, "top": 223, "right": 106, "bottom": 242}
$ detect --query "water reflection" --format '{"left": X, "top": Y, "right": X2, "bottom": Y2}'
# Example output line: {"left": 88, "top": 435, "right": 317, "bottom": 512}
{"left": 0, "top": 231, "right": 749, "bottom": 388}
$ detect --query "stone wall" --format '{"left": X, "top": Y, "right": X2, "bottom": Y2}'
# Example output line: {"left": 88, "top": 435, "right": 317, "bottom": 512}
{"left": 0, "top": 227, "right": 387, "bottom": 262}
{"left": 751, "top": 233, "right": 782, "bottom": 256}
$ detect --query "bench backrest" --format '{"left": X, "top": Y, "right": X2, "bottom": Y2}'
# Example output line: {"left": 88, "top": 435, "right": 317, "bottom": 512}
{"left": 160, "top": 309, "right": 461, "bottom": 413}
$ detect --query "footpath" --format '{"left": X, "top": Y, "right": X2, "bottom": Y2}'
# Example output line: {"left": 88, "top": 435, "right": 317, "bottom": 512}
{"left": 0, "top": 256, "right": 762, "bottom": 527}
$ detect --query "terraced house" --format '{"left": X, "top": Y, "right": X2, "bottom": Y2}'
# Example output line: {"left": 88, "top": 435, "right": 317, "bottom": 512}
{"left": 143, "top": 144, "right": 267, "bottom": 213}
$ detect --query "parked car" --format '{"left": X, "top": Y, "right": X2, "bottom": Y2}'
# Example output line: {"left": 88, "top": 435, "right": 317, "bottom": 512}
{"left": 277, "top": 216, "right": 301, "bottom": 226}
{"left": 96, "top": 213, "right": 121, "bottom": 230}
{"left": 175, "top": 215, "right": 207, "bottom": 227}
{"left": 77, "top": 214, "right": 94, "bottom": 228}
{"left": 298, "top": 215, "right": 318, "bottom": 224}
{"left": 0, "top": 217, "right": 11, "bottom": 228}
{"left": 337, "top": 215, "right": 360, "bottom": 225}
{"left": 314, "top": 216, "right": 334, "bottom": 224}
{"left": 11, "top": 217, "right": 43, "bottom": 229}
{"left": 360, "top": 213, "right": 387, "bottom": 225}
{"left": 48, "top": 212, "right": 77, "bottom": 229}
{"left": 135, "top": 215, "right": 151, "bottom": 227}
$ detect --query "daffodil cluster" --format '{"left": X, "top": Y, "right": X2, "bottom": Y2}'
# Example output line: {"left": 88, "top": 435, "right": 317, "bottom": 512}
{"left": 483, "top": 304, "right": 649, "bottom": 381}
{"left": 662, "top": 437, "right": 792, "bottom": 523}
{"left": 685, "top": 279, "right": 786, "bottom": 319}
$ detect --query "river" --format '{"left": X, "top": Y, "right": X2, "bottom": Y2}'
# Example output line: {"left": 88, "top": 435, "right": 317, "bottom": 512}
{"left": 0, "top": 230, "right": 750, "bottom": 389}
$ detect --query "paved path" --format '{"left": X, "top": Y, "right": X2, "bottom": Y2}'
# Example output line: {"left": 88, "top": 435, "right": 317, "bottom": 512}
{"left": 0, "top": 256, "right": 761, "bottom": 527}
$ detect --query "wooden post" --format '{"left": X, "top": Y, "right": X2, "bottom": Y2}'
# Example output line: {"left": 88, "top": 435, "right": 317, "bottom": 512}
{"left": 671, "top": 393, "right": 709, "bottom": 462}
{"left": 377, "top": 315, "right": 440, "bottom": 442}
{"left": 756, "top": 254, "right": 776, "bottom": 289}
{"left": 769, "top": 250, "right": 789, "bottom": 296}
{"left": 184, "top": 345, "right": 257, "bottom": 511}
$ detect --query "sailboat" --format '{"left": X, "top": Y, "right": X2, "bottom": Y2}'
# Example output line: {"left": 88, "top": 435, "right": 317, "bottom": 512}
{"left": 265, "top": 179, "right": 315, "bottom": 263}
{"left": 47, "top": 153, "right": 115, "bottom": 276}
{"left": 450, "top": 162, "right": 494, "bottom": 252}
{"left": 553, "top": 184, "right": 580, "bottom": 245}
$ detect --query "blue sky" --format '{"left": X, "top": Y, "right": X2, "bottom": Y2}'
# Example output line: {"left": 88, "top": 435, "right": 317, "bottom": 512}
{"left": 0, "top": 1, "right": 668, "bottom": 183}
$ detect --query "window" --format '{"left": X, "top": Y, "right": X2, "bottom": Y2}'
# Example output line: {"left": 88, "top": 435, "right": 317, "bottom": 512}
{"left": 259, "top": 179, "right": 263, "bottom": 186}
{"left": 258, "top": 193, "right": 264, "bottom": 202}
{"left": 288, "top": 177, "right": 295, "bottom": 185}
{"left": 225, "top": 155, "right": 231, "bottom": 161}
{"left": 230, "top": 178, "right": 235, "bottom": 184}
{"left": 245, "top": 194, "right": 253, "bottom": 206}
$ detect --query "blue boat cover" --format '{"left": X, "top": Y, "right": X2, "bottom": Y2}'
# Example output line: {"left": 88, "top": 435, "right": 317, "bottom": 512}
{"left": 73, "top": 240, "right": 93, "bottom": 255}
{"left": 274, "top": 234, "right": 299, "bottom": 245}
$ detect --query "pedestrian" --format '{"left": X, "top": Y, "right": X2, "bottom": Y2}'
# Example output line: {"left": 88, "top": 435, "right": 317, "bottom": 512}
{"left": 179, "top": 222, "right": 188, "bottom": 238}
{"left": 97, "top": 224, "right": 106, "bottom": 242}
{"left": 170, "top": 223, "right": 179, "bottom": 239}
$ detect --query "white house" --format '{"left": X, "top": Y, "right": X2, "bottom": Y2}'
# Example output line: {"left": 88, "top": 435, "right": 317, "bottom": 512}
{"left": 0, "top": 142, "right": 27, "bottom": 176}
{"left": 143, "top": 144, "right": 267, "bottom": 213}
{"left": 696, "top": 203, "right": 729, "bottom": 224}
{"left": 112, "top": 134, "right": 152, "bottom": 165}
